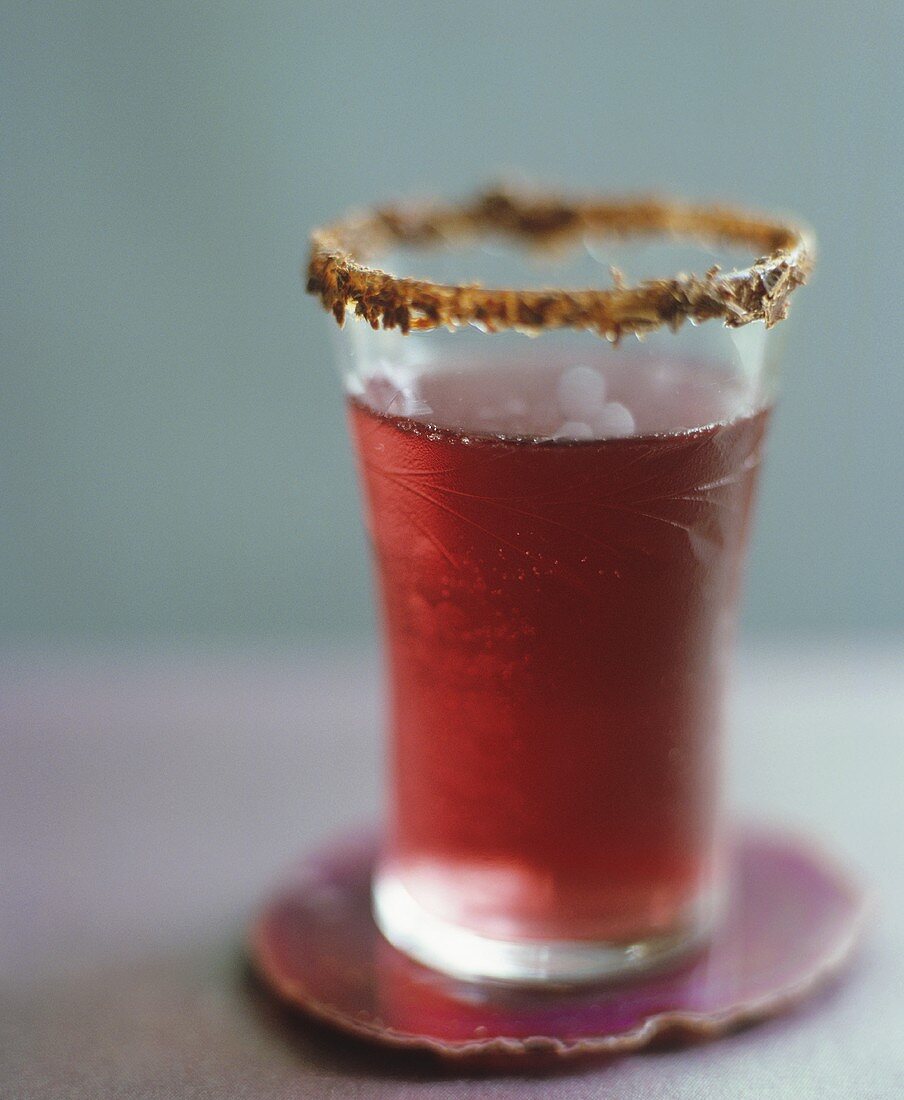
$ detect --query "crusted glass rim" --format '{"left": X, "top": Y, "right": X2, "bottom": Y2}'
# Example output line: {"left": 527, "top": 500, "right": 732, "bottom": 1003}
{"left": 306, "top": 186, "right": 815, "bottom": 342}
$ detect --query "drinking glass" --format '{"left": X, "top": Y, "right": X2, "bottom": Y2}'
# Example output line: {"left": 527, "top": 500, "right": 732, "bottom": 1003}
{"left": 308, "top": 188, "right": 813, "bottom": 985}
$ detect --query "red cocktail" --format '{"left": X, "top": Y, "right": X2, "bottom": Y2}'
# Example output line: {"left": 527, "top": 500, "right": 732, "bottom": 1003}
{"left": 308, "top": 188, "right": 812, "bottom": 983}
{"left": 354, "top": 351, "right": 767, "bottom": 952}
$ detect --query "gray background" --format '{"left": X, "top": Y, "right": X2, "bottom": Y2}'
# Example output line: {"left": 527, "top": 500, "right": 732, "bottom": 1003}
{"left": 3, "top": 0, "right": 902, "bottom": 644}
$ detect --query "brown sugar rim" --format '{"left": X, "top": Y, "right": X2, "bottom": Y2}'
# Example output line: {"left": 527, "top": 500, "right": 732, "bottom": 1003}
{"left": 307, "top": 186, "right": 814, "bottom": 342}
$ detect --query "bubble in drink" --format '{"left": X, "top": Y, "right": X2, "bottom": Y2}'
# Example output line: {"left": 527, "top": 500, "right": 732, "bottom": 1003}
{"left": 553, "top": 420, "right": 595, "bottom": 440}
{"left": 556, "top": 365, "right": 607, "bottom": 420}
{"left": 592, "top": 401, "right": 636, "bottom": 438}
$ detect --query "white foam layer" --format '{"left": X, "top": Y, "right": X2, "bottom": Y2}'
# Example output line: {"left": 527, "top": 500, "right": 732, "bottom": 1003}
{"left": 357, "top": 349, "right": 759, "bottom": 440}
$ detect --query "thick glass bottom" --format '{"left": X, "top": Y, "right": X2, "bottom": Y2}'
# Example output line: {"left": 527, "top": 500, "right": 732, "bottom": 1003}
{"left": 373, "top": 869, "right": 716, "bottom": 986}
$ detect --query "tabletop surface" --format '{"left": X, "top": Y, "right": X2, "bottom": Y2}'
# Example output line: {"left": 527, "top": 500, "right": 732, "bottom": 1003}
{"left": 2, "top": 639, "right": 902, "bottom": 1098}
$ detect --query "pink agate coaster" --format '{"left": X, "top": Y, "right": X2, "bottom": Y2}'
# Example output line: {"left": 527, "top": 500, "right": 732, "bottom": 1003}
{"left": 249, "top": 828, "right": 865, "bottom": 1062}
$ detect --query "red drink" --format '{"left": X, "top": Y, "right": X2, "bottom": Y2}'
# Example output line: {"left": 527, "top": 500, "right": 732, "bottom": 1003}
{"left": 351, "top": 351, "right": 769, "bottom": 951}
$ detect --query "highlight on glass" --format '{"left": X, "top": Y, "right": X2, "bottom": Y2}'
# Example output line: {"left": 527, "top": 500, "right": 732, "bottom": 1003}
{"left": 307, "top": 187, "right": 813, "bottom": 985}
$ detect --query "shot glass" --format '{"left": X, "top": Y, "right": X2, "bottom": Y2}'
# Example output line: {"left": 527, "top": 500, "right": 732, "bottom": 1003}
{"left": 307, "top": 188, "right": 813, "bottom": 985}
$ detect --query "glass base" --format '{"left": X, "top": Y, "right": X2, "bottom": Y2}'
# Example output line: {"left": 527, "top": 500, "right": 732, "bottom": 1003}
{"left": 372, "top": 869, "right": 715, "bottom": 986}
